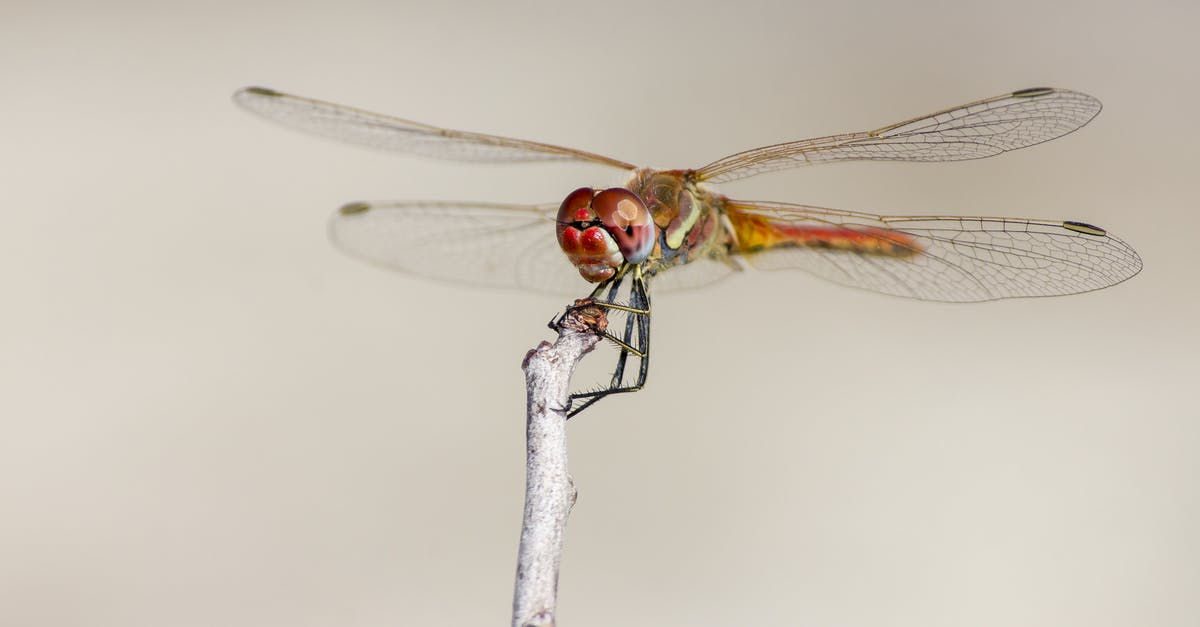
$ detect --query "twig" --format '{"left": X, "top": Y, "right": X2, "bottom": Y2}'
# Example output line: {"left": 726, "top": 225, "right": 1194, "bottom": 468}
{"left": 513, "top": 304, "right": 606, "bottom": 627}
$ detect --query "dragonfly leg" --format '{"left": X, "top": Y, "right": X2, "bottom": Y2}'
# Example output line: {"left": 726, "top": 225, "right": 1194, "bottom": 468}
{"left": 606, "top": 270, "right": 651, "bottom": 386}
{"left": 550, "top": 267, "right": 649, "bottom": 354}
{"left": 564, "top": 268, "right": 651, "bottom": 419}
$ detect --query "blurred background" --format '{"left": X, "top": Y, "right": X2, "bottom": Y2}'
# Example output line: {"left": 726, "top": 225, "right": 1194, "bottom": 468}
{"left": 3, "top": 1, "right": 1196, "bottom": 625}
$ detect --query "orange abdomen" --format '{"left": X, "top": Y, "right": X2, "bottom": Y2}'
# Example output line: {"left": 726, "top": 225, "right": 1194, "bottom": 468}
{"left": 727, "top": 211, "right": 923, "bottom": 258}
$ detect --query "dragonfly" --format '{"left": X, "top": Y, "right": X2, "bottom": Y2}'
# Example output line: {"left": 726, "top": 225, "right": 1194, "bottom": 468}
{"left": 234, "top": 86, "right": 1142, "bottom": 417}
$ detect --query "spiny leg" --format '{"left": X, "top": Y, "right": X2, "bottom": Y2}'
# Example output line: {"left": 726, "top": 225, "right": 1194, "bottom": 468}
{"left": 609, "top": 296, "right": 638, "bottom": 388}
{"left": 551, "top": 266, "right": 648, "bottom": 356}
{"left": 607, "top": 269, "right": 651, "bottom": 388}
{"left": 565, "top": 268, "right": 652, "bottom": 418}
{"left": 566, "top": 276, "right": 650, "bottom": 417}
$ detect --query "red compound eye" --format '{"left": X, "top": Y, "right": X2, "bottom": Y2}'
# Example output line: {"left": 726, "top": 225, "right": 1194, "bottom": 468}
{"left": 554, "top": 186, "right": 657, "bottom": 282}
{"left": 556, "top": 187, "right": 595, "bottom": 225}
{"left": 591, "top": 188, "right": 655, "bottom": 263}
{"left": 578, "top": 227, "right": 611, "bottom": 255}
{"left": 556, "top": 187, "right": 619, "bottom": 282}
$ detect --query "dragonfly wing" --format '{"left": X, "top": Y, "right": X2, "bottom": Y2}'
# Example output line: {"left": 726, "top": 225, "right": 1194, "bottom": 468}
{"left": 725, "top": 200, "right": 1141, "bottom": 302}
{"left": 234, "top": 87, "right": 637, "bottom": 169}
{"left": 649, "top": 258, "right": 738, "bottom": 292}
{"left": 696, "top": 88, "right": 1101, "bottom": 183}
{"left": 330, "top": 200, "right": 587, "bottom": 296}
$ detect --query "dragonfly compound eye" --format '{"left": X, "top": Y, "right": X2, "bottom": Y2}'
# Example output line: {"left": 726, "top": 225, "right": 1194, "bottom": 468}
{"left": 556, "top": 187, "right": 621, "bottom": 282}
{"left": 592, "top": 188, "right": 655, "bottom": 264}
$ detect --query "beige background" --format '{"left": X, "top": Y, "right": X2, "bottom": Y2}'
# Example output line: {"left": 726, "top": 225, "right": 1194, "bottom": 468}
{"left": 4, "top": 0, "right": 1197, "bottom": 625}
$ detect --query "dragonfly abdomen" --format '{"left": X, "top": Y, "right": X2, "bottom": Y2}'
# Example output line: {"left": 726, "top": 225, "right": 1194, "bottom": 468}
{"left": 728, "top": 211, "right": 923, "bottom": 258}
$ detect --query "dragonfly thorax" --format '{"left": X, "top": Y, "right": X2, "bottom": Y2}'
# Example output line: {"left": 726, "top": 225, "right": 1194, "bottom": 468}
{"left": 555, "top": 187, "right": 656, "bottom": 282}
{"left": 624, "top": 169, "right": 717, "bottom": 255}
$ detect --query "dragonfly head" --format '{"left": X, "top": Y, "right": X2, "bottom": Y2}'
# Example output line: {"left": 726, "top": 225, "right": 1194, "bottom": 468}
{"left": 556, "top": 187, "right": 656, "bottom": 282}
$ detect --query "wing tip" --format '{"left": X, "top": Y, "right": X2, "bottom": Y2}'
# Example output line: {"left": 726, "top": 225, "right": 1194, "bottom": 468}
{"left": 232, "top": 86, "right": 286, "bottom": 111}
{"left": 1010, "top": 86, "right": 1102, "bottom": 114}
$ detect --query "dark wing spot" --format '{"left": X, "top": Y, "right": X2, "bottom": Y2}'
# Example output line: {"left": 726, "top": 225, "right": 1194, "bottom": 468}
{"left": 339, "top": 202, "right": 371, "bottom": 216}
{"left": 1012, "top": 87, "right": 1055, "bottom": 98}
{"left": 1062, "top": 220, "right": 1107, "bottom": 236}
{"left": 241, "top": 86, "right": 283, "bottom": 97}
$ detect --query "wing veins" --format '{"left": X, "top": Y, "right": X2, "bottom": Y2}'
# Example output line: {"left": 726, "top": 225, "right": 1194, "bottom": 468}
{"left": 234, "top": 87, "right": 637, "bottom": 169}
{"left": 695, "top": 88, "right": 1101, "bottom": 183}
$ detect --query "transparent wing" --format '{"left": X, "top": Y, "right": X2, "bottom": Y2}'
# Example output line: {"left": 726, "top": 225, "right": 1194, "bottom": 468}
{"left": 647, "top": 257, "right": 738, "bottom": 292}
{"left": 330, "top": 200, "right": 588, "bottom": 296}
{"left": 696, "top": 88, "right": 1101, "bottom": 183}
{"left": 234, "top": 87, "right": 637, "bottom": 169}
{"left": 724, "top": 200, "right": 1142, "bottom": 302}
